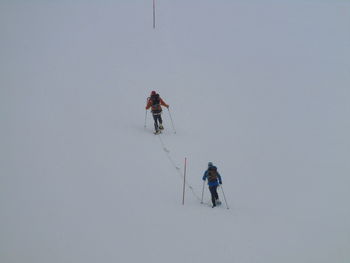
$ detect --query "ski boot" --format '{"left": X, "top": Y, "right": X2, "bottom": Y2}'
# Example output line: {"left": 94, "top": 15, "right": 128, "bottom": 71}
{"left": 154, "top": 129, "right": 161, "bottom": 135}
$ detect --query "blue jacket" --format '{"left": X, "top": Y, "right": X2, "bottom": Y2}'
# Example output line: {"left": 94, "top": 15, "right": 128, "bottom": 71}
{"left": 202, "top": 166, "right": 222, "bottom": 187}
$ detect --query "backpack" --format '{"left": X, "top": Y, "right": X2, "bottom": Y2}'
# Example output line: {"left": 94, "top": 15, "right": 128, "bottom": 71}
{"left": 150, "top": 94, "right": 162, "bottom": 113}
{"left": 207, "top": 167, "right": 218, "bottom": 182}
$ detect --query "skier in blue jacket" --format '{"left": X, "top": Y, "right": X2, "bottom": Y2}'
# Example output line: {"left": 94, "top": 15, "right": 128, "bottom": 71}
{"left": 202, "top": 162, "right": 222, "bottom": 207}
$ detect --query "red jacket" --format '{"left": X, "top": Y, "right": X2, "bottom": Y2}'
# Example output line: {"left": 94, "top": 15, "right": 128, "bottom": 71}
{"left": 145, "top": 96, "right": 169, "bottom": 111}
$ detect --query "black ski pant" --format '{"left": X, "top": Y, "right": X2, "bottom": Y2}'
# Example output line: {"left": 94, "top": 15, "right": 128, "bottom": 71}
{"left": 152, "top": 113, "right": 163, "bottom": 131}
{"left": 209, "top": 185, "right": 219, "bottom": 206}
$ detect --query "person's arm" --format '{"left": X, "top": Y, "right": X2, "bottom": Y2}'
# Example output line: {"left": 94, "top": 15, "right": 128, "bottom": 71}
{"left": 145, "top": 98, "right": 152, "bottom": 109}
{"left": 202, "top": 171, "right": 208, "bottom": 181}
{"left": 160, "top": 98, "right": 169, "bottom": 108}
{"left": 217, "top": 172, "right": 222, "bottom": 184}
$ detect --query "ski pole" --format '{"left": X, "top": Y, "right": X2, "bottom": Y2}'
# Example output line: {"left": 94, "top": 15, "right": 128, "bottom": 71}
{"left": 201, "top": 180, "right": 205, "bottom": 204}
{"left": 182, "top": 157, "right": 187, "bottom": 205}
{"left": 144, "top": 109, "right": 148, "bottom": 129}
{"left": 144, "top": 97, "right": 150, "bottom": 129}
{"left": 220, "top": 185, "right": 229, "bottom": 209}
{"left": 167, "top": 108, "right": 176, "bottom": 134}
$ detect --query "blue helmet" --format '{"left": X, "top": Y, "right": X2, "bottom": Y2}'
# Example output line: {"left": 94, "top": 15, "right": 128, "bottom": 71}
{"left": 208, "top": 162, "right": 213, "bottom": 167}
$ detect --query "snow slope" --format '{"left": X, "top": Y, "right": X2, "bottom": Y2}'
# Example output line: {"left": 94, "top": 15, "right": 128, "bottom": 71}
{"left": 1, "top": 1, "right": 350, "bottom": 263}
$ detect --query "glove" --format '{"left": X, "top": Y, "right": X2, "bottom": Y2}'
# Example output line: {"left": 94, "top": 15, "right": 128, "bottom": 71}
{"left": 166, "top": 105, "right": 169, "bottom": 109}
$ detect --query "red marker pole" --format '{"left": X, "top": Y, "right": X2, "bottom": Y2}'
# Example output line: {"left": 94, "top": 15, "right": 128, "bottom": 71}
{"left": 182, "top": 158, "right": 187, "bottom": 205}
{"left": 153, "top": 0, "right": 156, "bottom": 29}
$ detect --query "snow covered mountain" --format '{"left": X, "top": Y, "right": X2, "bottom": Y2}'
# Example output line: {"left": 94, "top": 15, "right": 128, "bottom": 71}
{"left": 1, "top": 1, "right": 349, "bottom": 263}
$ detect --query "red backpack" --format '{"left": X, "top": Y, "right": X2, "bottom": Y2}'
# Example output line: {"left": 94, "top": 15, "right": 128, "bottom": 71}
{"left": 150, "top": 94, "right": 162, "bottom": 113}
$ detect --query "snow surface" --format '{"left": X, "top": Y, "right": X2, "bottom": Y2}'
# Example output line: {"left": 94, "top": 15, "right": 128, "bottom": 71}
{"left": 1, "top": 1, "right": 350, "bottom": 263}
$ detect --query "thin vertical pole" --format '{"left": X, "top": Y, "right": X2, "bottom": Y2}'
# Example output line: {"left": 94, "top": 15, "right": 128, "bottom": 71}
{"left": 167, "top": 108, "right": 176, "bottom": 134}
{"left": 144, "top": 97, "right": 149, "bottom": 129}
{"left": 220, "top": 185, "right": 229, "bottom": 209}
{"left": 182, "top": 157, "right": 187, "bottom": 205}
{"left": 201, "top": 180, "right": 205, "bottom": 204}
{"left": 144, "top": 110, "right": 147, "bottom": 129}
{"left": 153, "top": 0, "right": 156, "bottom": 29}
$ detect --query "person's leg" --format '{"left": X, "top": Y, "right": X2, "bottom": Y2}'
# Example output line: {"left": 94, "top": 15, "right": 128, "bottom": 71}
{"left": 153, "top": 114, "right": 159, "bottom": 131}
{"left": 209, "top": 186, "right": 216, "bottom": 207}
{"left": 213, "top": 186, "right": 219, "bottom": 200}
{"left": 158, "top": 115, "right": 164, "bottom": 129}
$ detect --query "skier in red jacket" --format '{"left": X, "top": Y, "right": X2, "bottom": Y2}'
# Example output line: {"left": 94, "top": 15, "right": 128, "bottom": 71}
{"left": 145, "top": 91, "right": 169, "bottom": 134}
